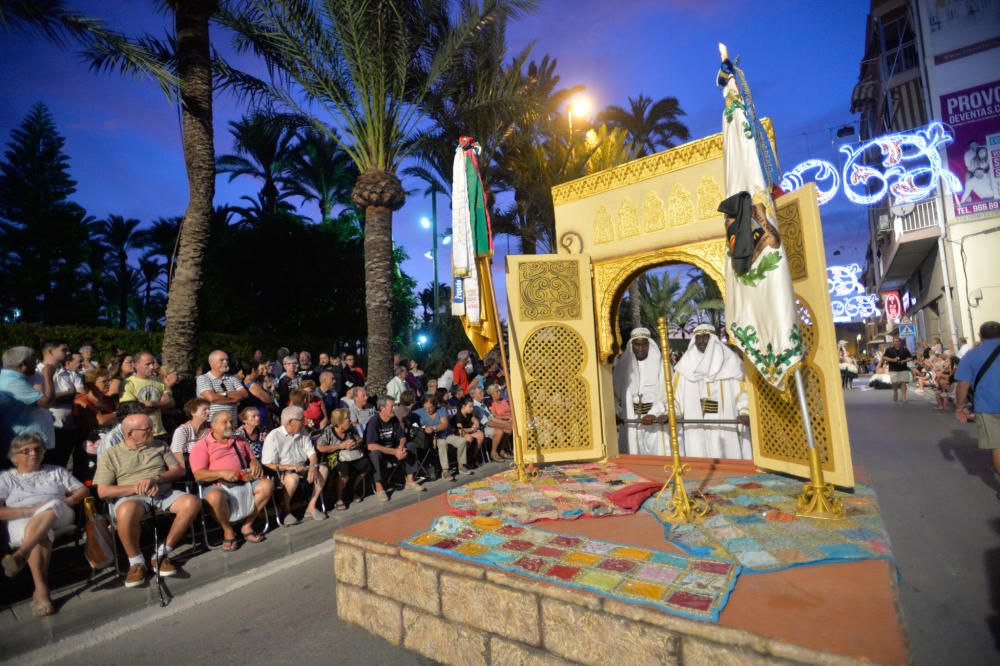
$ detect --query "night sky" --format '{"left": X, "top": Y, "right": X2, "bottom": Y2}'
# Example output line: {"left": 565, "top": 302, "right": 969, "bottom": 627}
{"left": 0, "top": 0, "right": 872, "bottom": 315}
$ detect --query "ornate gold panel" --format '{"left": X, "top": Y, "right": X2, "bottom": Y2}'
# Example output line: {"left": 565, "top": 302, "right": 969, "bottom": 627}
{"left": 697, "top": 176, "right": 723, "bottom": 220}
{"left": 750, "top": 298, "right": 835, "bottom": 471}
{"left": 642, "top": 191, "right": 666, "bottom": 233}
{"left": 552, "top": 119, "right": 774, "bottom": 205}
{"left": 593, "top": 205, "right": 614, "bottom": 244}
{"left": 668, "top": 184, "right": 695, "bottom": 227}
{"left": 518, "top": 260, "right": 581, "bottom": 321}
{"left": 618, "top": 199, "right": 640, "bottom": 238}
{"left": 521, "top": 324, "right": 592, "bottom": 452}
{"left": 777, "top": 198, "right": 807, "bottom": 281}
{"left": 592, "top": 238, "right": 727, "bottom": 362}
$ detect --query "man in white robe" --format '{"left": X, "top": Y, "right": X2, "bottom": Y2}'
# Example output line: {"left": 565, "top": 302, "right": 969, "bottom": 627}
{"left": 612, "top": 328, "right": 667, "bottom": 456}
{"left": 674, "top": 324, "right": 751, "bottom": 459}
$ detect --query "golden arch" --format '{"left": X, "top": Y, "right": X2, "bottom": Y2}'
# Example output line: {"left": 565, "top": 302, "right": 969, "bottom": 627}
{"left": 592, "top": 238, "right": 727, "bottom": 363}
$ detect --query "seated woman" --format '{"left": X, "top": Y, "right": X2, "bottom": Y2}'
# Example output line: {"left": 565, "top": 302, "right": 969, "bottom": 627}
{"left": 73, "top": 369, "right": 118, "bottom": 481}
{"left": 235, "top": 406, "right": 268, "bottom": 460}
{"left": 315, "top": 408, "right": 371, "bottom": 510}
{"left": 170, "top": 398, "right": 211, "bottom": 468}
{"left": 291, "top": 385, "right": 326, "bottom": 432}
{"left": 0, "top": 433, "right": 89, "bottom": 616}
{"left": 869, "top": 362, "right": 892, "bottom": 389}
{"left": 239, "top": 360, "right": 277, "bottom": 428}
{"left": 485, "top": 383, "right": 513, "bottom": 460}
{"left": 105, "top": 353, "right": 134, "bottom": 402}
{"left": 932, "top": 353, "right": 954, "bottom": 410}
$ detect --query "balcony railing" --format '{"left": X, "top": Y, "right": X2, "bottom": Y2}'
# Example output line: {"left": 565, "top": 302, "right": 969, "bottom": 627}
{"left": 894, "top": 198, "right": 940, "bottom": 236}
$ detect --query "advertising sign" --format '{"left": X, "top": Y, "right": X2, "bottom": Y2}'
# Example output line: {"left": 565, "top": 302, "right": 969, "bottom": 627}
{"left": 940, "top": 79, "right": 1000, "bottom": 219}
{"left": 923, "top": 0, "right": 1000, "bottom": 64}
{"left": 881, "top": 291, "right": 902, "bottom": 322}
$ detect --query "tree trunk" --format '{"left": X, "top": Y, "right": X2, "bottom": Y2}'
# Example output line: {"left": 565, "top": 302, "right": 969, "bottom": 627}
{"left": 629, "top": 280, "right": 642, "bottom": 330}
{"left": 363, "top": 204, "right": 394, "bottom": 396}
{"left": 161, "top": 0, "right": 216, "bottom": 378}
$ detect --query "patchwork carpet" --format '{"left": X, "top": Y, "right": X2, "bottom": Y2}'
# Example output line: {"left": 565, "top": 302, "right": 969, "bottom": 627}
{"left": 643, "top": 474, "right": 894, "bottom": 573}
{"left": 404, "top": 515, "right": 741, "bottom": 622}
{"left": 446, "top": 462, "right": 653, "bottom": 523}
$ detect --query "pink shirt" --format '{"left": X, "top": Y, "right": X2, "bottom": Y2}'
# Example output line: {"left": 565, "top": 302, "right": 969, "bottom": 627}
{"left": 189, "top": 433, "right": 254, "bottom": 473}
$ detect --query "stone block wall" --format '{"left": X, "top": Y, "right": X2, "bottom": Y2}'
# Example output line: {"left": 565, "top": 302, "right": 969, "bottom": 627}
{"left": 333, "top": 532, "right": 877, "bottom": 666}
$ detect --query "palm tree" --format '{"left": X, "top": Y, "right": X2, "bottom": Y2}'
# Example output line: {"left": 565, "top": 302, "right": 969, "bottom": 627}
{"left": 225, "top": 0, "right": 537, "bottom": 394}
{"left": 217, "top": 111, "right": 300, "bottom": 217}
{"left": 637, "top": 270, "right": 702, "bottom": 340}
{"left": 600, "top": 94, "right": 690, "bottom": 330}
{"left": 284, "top": 126, "right": 358, "bottom": 225}
{"left": 135, "top": 215, "right": 182, "bottom": 287}
{"left": 598, "top": 94, "right": 690, "bottom": 158}
{"left": 138, "top": 257, "right": 166, "bottom": 329}
{"left": 97, "top": 214, "right": 142, "bottom": 328}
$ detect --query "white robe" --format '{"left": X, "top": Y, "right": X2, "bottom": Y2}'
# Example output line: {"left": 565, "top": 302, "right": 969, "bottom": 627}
{"left": 674, "top": 375, "right": 749, "bottom": 459}
{"left": 673, "top": 334, "right": 750, "bottom": 460}
{"left": 613, "top": 338, "right": 667, "bottom": 456}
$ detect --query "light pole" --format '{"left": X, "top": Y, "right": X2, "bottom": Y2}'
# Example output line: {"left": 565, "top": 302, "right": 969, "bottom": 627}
{"left": 567, "top": 94, "right": 593, "bottom": 134}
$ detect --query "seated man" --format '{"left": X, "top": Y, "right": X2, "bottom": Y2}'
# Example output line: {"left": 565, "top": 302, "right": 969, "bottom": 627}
{"left": 189, "top": 411, "right": 274, "bottom": 550}
{"left": 449, "top": 397, "right": 483, "bottom": 473}
{"left": 94, "top": 414, "right": 201, "bottom": 587}
{"left": 261, "top": 406, "right": 327, "bottom": 524}
{"left": 365, "top": 396, "right": 424, "bottom": 502}
{"left": 346, "top": 386, "right": 374, "bottom": 436}
{"left": 412, "top": 395, "right": 459, "bottom": 481}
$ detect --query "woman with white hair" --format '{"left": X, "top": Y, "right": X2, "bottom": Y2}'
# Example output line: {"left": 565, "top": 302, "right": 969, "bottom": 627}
{"left": 0, "top": 433, "right": 88, "bottom": 616}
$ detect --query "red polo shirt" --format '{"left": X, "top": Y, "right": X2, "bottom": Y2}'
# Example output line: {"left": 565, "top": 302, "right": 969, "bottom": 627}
{"left": 189, "top": 433, "right": 254, "bottom": 473}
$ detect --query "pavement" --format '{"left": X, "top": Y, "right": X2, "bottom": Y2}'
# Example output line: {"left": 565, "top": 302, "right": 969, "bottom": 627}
{"left": 1, "top": 460, "right": 508, "bottom": 664}
{"left": 3, "top": 383, "right": 1000, "bottom": 665}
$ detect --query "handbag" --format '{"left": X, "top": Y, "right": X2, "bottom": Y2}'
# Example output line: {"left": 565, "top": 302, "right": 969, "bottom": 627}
{"left": 83, "top": 497, "right": 114, "bottom": 570}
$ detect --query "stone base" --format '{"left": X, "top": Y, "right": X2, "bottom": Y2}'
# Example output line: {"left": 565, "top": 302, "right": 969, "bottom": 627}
{"left": 333, "top": 463, "right": 907, "bottom": 665}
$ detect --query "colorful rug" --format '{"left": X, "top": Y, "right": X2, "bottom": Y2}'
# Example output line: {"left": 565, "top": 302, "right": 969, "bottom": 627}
{"left": 643, "top": 474, "right": 894, "bottom": 573}
{"left": 404, "top": 515, "right": 741, "bottom": 622}
{"left": 446, "top": 462, "right": 653, "bottom": 523}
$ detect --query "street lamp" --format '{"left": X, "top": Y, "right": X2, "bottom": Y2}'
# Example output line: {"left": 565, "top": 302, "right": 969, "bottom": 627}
{"left": 567, "top": 94, "right": 593, "bottom": 134}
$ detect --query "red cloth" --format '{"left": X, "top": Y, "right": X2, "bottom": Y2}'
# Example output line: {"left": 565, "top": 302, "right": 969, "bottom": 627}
{"left": 607, "top": 481, "right": 661, "bottom": 512}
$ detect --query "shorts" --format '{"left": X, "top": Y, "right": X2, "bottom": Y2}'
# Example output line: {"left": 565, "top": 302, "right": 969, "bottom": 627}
{"left": 6, "top": 499, "right": 75, "bottom": 547}
{"left": 112, "top": 489, "right": 187, "bottom": 515}
{"left": 889, "top": 371, "right": 911, "bottom": 384}
{"left": 208, "top": 480, "right": 260, "bottom": 522}
{"left": 976, "top": 412, "right": 1000, "bottom": 450}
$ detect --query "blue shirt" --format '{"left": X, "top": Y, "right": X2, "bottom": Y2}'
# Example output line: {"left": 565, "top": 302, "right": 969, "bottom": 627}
{"left": 0, "top": 369, "right": 54, "bottom": 451}
{"left": 956, "top": 339, "right": 1000, "bottom": 414}
{"left": 412, "top": 407, "right": 449, "bottom": 432}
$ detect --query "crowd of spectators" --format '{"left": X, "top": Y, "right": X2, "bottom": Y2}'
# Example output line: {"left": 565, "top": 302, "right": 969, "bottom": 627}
{"left": 0, "top": 341, "right": 508, "bottom": 614}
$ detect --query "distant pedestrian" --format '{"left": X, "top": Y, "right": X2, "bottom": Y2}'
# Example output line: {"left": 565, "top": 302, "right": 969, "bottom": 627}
{"left": 883, "top": 337, "right": 913, "bottom": 403}
{"left": 955, "top": 321, "right": 1000, "bottom": 497}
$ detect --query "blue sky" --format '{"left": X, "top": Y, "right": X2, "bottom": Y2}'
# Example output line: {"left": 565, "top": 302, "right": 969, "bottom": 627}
{"left": 0, "top": 0, "right": 872, "bottom": 314}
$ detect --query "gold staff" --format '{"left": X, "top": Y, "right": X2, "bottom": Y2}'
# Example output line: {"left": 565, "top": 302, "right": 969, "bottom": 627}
{"left": 655, "top": 316, "right": 708, "bottom": 522}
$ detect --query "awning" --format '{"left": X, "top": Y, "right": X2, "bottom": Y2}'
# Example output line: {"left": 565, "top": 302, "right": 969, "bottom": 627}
{"left": 850, "top": 78, "right": 877, "bottom": 113}
{"left": 890, "top": 78, "right": 927, "bottom": 131}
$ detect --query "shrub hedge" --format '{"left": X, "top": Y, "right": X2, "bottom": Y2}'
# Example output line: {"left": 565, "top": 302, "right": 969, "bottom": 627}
{"left": 0, "top": 322, "right": 352, "bottom": 367}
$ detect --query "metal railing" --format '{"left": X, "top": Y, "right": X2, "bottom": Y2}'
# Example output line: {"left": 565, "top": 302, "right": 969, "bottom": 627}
{"left": 894, "top": 198, "right": 941, "bottom": 236}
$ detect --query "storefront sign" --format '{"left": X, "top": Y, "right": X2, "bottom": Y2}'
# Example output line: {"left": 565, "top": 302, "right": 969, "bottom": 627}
{"left": 881, "top": 291, "right": 902, "bottom": 322}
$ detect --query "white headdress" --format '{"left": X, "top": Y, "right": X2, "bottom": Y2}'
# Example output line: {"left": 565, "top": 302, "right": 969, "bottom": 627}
{"left": 613, "top": 328, "right": 664, "bottom": 405}
{"left": 674, "top": 327, "right": 743, "bottom": 382}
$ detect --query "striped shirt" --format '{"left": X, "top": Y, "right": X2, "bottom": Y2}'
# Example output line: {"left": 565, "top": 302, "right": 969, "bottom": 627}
{"left": 196, "top": 372, "right": 244, "bottom": 421}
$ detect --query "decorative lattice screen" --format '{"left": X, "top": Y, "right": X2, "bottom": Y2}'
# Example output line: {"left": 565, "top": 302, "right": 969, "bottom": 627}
{"left": 749, "top": 298, "right": 834, "bottom": 470}
{"left": 521, "top": 324, "right": 592, "bottom": 452}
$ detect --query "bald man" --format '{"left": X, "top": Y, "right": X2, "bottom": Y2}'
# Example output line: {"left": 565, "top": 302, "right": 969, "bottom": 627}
{"left": 120, "top": 351, "right": 173, "bottom": 438}
{"left": 94, "top": 414, "right": 200, "bottom": 587}
{"left": 196, "top": 350, "right": 248, "bottom": 422}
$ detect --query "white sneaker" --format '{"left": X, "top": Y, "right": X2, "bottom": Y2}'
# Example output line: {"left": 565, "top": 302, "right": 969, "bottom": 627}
{"left": 377, "top": 490, "right": 390, "bottom": 503}
{"left": 406, "top": 482, "right": 427, "bottom": 493}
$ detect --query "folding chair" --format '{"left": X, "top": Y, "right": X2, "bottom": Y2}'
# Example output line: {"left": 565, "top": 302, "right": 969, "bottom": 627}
{"left": 265, "top": 467, "right": 327, "bottom": 527}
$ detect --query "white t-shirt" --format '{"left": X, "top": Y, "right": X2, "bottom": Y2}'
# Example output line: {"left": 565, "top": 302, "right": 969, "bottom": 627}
{"left": 0, "top": 465, "right": 83, "bottom": 508}
{"left": 261, "top": 427, "right": 315, "bottom": 466}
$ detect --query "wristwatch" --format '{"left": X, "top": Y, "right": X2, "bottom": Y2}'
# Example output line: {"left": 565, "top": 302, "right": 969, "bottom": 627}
{"left": 221, "top": 389, "right": 229, "bottom": 398}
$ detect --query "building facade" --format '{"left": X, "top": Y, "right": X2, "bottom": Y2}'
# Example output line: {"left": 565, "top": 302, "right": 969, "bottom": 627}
{"left": 853, "top": 0, "right": 1000, "bottom": 348}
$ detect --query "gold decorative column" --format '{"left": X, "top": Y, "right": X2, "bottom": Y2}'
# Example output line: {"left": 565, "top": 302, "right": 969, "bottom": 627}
{"left": 655, "top": 317, "right": 708, "bottom": 523}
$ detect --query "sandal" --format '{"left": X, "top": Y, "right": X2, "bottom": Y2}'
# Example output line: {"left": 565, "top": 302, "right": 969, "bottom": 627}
{"left": 222, "top": 537, "right": 242, "bottom": 552}
{"left": 31, "top": 596, "right": 55, "bottom": 617}
{"left": 2, "top": 553, "right": 25, "bottom": 578}
{"left": 335, "top": 501, "right": 347, "bottom": 511}
{"left": 240, "top": 530, "right": 266, "bottom": 543}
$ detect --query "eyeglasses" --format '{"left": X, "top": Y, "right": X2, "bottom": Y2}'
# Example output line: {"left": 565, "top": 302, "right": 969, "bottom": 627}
{"left": 127, "top": 427, "right": 153, "bottom": 435}
{"left": 15, "top": 447, "right": 44, "bottom": 455}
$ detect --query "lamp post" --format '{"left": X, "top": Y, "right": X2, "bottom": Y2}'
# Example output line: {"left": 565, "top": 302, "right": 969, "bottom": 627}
{"left": 567, "top": 94, "right": 592, "bottom": 134}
